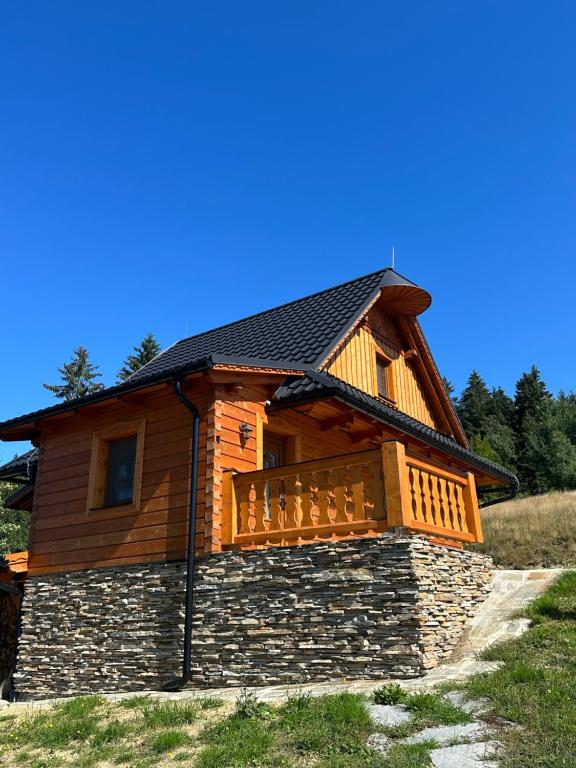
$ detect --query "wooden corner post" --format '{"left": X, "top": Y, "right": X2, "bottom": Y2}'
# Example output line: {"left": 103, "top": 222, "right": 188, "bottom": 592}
{"left": 463, "top": 471, "right": 483, "bottom": 544}
{"left": 381, "top": 441, "right": 412, "bottom": 529}
{"left": 221, "top": 470, "right": 238, "bottom": 545}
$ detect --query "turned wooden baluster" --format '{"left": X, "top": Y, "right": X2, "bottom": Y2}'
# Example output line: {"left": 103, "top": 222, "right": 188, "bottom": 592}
{"left": 283, "top": 474, "right": 298, "bottom": 529}
{"left": 419, "top": 469, "right": 431, "bottom": 524}
{"left": 253, "top": 480, "right": 267, "bottom": 533}
{"left": 351, "top": 463, "right": 366, "bottom": 521}
{"left": 411, "top": 468, "right": 425, "bottom": 524}
{"left": 427, "top": 472, "right": 438, "bottom": 527}
{"left": 316, "top": 469, "right": 332, "bottom": 526}
{"left": 326, "top": 468, "right": 338, "bottom": 524}
{"left": 343, "top": 464, "right": 355, "bottom": 521}
{"left": 453, "top": 483, "right": 467, "bottom": 532}
{"left": 268, "top": 477, "right": 284, "bottom": 531}
{"left": 361, "top": 461, "right": 376, "bottom": 520}
{"left": 436, "top": 477, "right": 448, "bottom": 528}
{"left": 238, "top": 482, "right": 252, "bottom": 534}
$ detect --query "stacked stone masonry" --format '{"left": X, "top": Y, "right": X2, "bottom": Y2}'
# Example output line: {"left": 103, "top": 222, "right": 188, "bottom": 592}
{"left": 14, "top": 535, "right": 492, "bottom": 699}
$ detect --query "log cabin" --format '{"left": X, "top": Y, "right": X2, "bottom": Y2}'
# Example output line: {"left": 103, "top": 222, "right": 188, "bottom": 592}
{"left": 0, "top": 268, "right": 518, "bottom": 699}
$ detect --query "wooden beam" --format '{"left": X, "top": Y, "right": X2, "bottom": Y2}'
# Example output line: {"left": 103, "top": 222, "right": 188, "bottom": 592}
{"left": 350, "top": 428, "right": 383, "bottom": 444}
{"left": 319, "top": 414, "right": 354, "bottom": 431}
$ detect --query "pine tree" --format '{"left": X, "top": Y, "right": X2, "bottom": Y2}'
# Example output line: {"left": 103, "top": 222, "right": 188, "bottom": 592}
{"left": 441, "top": 376, "right": 459, "bottom": 407}
{"left": 457, "top": 371, "right": 491, "bottom": 440}
{"left": 514, "top": 366, "right": 553, "bottom": 492}
{"left": 43, "top": 346, "right": 104, "bottom": 401}
{"left": 117, "top": 333, "right": 161, "bottom": 383}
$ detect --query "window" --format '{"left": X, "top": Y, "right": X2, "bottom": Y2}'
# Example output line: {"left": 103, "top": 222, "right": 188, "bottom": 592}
{"left": 87, "top": 419, "right": 145, "bottom": 512}
{"left": 105, "top": 436, "right": 137, "bottom": 506}
{"left": 376, "top": 355, "right": 389, "bottom": 399}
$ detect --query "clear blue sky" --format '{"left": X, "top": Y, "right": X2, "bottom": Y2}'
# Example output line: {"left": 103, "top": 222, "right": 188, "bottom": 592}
{"left": 1, "top": 2, "right": 575, "bottom": 462}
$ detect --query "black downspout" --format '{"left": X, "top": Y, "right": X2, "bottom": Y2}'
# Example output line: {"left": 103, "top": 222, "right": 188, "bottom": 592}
{"left": 164, "top": 377, "right": 200, "bottom": 691}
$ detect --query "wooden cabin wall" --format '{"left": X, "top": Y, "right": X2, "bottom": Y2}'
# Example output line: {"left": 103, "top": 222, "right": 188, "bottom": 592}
{"left": 28, "top": 382, "right": 213, "bottom": 575}
{"left": 324, "top": 309, "right": 439, "bottom": 431}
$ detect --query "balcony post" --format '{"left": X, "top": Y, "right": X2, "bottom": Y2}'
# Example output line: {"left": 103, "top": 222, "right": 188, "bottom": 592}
{"left": 381, "top": 441, "right": 412, "bottom": 530}
{"left": 221, "top": 469, "right": 239, "bottom": 545}
{"left": 462, "top": 471, "right": 483, "bottom": 543}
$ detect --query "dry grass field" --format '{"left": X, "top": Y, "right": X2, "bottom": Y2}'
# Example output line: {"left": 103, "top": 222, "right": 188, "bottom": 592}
{"left": 471, "top": 490, "right": 576, "bottom": 568}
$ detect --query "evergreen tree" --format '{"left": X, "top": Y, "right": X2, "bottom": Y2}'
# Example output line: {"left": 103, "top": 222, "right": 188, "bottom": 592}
{"left": 514, "top": 366, "right": 553, "bottom": 492}
{"left": 44, "top": 346, "right": 104, "bottom": 401}
{"left": 117, "top": 333, "right": 161, "bottom": 383}
{"left": 457, "top": 371, "right": 491, "bottom": 440}
{"left": 442, "top": 376, "right": 459, "bottom": 407}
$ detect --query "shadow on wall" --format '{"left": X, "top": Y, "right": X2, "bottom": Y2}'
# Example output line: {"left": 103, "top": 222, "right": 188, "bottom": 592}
{"left": 0, "top": 591, "right": 20, "bottom": 699}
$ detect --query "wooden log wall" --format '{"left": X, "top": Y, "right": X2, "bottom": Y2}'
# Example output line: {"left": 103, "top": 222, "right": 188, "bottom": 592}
{"left": 28, "top": 382, "right": 213, "bottom": 575}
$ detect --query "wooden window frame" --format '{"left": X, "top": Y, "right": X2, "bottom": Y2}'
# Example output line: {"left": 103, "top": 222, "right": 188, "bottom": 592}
{"left": 86, "top": 418, "right": 146, "bottom": 514}
{"left": 374, "top": 345, "right": 396, "bottom": 404}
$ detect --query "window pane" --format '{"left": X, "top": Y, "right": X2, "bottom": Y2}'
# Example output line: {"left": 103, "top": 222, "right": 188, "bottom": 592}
{"left": 105, "top": 436, "right": 137, "bottom": 506}
{"left": 377, "top": 358, "right": 388, "bottom": 398}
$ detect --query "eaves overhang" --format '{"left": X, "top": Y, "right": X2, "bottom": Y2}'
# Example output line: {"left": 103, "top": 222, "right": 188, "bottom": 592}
{"left": 0, "top": 355, "right": 305, "bottom": 439}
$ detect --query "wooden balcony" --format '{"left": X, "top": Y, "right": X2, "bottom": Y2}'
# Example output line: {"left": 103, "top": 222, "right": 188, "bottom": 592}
{"left": 221, "top": 441, "right": 483, "bottom": 549}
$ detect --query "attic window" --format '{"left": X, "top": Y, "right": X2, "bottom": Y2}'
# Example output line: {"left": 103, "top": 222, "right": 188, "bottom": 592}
{"left": 376, "top": 355, "right": 390, "bottom": 399}
{"left": 87, "top": 419, "right": 145, "bottom": 512}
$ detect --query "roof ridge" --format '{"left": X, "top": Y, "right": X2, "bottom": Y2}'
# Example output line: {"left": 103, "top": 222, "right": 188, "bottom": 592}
{"left": 168, "top": 267, "right": 389, "bottom": 348}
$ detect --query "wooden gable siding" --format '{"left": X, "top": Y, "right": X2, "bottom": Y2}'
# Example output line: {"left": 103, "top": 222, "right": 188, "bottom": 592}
{"left": 325, "top": 309, "right": 439, "bottom": 430}
{"left": 28, "top": 382, "right": 214, "bottom": 575}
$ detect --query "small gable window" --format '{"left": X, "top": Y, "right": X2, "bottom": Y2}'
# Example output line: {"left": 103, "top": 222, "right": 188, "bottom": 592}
{"left": 376, "top": 355, "right": 390, "bottom": 400}
{"left": 87, "top": 419, "right": 145, "bottom": 512}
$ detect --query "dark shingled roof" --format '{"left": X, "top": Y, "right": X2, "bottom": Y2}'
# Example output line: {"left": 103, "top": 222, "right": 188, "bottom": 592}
{"left": 272, "top": 370, "right": 518, "bottom": 488}
{"left": 0, "top": 448, "right": 38, "bottom": 483}
{"left": 128, "top": 269, "right": 392, "bottom": 382}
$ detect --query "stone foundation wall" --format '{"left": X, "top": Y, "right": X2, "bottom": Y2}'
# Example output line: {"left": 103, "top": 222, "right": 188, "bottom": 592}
{"left": 14, "top": 536, "right": 492, "bottom": 700}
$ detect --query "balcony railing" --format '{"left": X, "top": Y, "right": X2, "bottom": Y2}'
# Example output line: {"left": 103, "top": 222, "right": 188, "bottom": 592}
{"left": 221, "top": 441, "right": 483, "bottom": 549}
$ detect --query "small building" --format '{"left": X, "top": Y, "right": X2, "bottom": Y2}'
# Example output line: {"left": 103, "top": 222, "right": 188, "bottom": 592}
{"left": 0, "top": 268, "right": 517, "bottom": 700}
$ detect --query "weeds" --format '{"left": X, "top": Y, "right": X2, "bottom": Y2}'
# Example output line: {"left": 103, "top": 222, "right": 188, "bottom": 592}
{"left": 372, "top": 683, "right": 407, "bottom": 705}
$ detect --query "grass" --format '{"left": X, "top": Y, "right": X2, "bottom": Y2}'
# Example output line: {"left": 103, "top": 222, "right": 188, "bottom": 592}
{"left": 0, "top": 694, "right": 225, "bottom": 768}
{"left": 470, "top": 489, "right": 576, "bottom": 568}
{"left": 462, "top": 570, "right": 576, "bottom": 767}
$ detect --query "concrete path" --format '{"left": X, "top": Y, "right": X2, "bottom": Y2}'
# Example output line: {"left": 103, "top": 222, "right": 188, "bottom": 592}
{"left": 2, "top": 568, "right": 561, "bottom": 712}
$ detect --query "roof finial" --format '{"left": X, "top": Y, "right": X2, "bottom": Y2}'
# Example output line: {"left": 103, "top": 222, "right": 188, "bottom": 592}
{"left": 391, "top": 245, "right": 395, "bottom": 270}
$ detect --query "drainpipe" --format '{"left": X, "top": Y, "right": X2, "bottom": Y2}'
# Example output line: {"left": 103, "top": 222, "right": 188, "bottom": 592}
{"left": 163, "top": 376, "right": 200, "bottom": 691}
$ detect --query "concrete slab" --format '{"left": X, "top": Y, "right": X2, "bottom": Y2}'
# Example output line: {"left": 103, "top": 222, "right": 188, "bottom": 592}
{"left": 402, "top": 721, "right": 488, "bottom": 746}
{"left": 367, "top": 703, "right": 412, "bottom": 727}
{"left": 430, "top": 741, "right": 499, "bottom": 768}
{"left": 444, "top": 691, "right": 489, "bottom": 715}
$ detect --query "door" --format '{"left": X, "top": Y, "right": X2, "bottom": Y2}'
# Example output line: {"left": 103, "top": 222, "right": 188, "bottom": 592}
{"left": 262, "top": 432, "right": 289, "bottom": 520}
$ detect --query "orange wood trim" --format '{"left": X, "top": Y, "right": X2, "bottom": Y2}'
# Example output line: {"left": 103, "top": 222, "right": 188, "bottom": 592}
{"left": 463, "top": 471, "right": 483, "bottom": 543}
{"left": 406, "top": 520, "right": 476, "bottom": 543}
{"left": 381, "top": 441, "right": 412, "bottom": 528}
{"left": 221, "top": 470, "right": 238, "bottom": 545}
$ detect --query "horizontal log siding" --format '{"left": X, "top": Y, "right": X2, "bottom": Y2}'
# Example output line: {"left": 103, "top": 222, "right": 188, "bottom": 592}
{"left": 29, "top": 383, "right": 213, "bottom": 575}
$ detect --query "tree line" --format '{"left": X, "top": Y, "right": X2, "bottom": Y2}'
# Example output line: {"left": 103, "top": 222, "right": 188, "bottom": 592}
{"left": 43, "top": 332, "right": 161, "bottom": 400}
{"left": 448, "top": 367, "right": 576, "bottom": 494}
